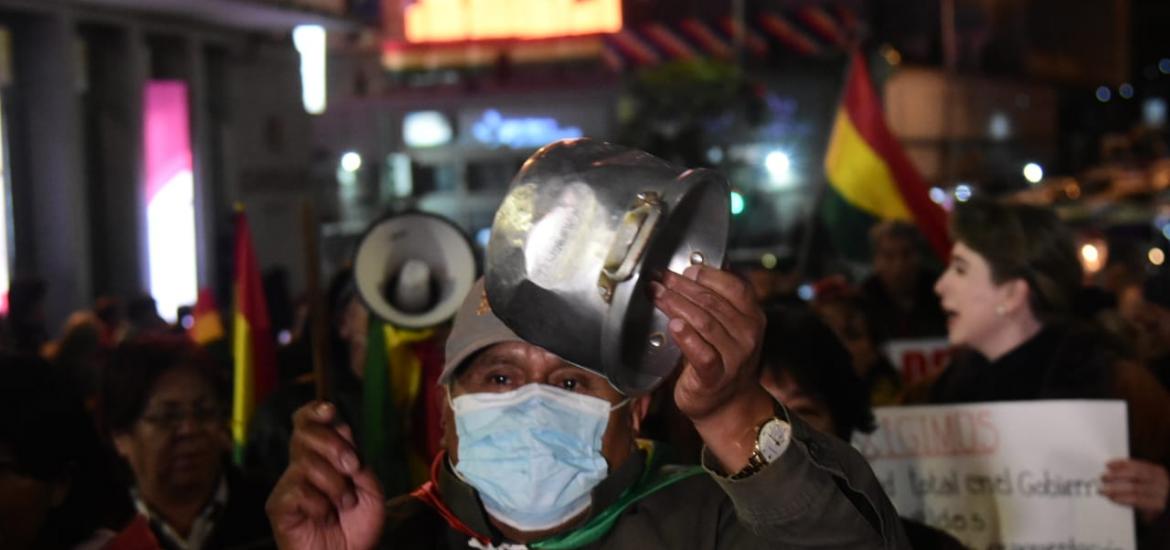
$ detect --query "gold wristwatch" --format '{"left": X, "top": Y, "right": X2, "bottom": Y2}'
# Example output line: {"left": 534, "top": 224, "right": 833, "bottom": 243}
{"left": 729, "top": 415, "right": 791, "bottom": 480}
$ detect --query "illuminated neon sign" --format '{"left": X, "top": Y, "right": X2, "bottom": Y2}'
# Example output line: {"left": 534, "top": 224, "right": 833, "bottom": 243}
{"left": 144, "top": 81, "right": 198, "bottom": 322}
{"left": 470, "top": 109, "right": 583, "bottom": 149}
{"left": 405, "top": 0, "right": 622, "bottom": 43}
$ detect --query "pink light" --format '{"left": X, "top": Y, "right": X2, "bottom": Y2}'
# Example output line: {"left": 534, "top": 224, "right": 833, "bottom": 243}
{"left": 145, "top": 81, "right": 193, "bottom": 202}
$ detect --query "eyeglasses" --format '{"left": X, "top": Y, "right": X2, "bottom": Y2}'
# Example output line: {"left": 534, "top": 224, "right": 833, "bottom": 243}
{"left": 140, "top": 405, "right": 226, "bottom": 431}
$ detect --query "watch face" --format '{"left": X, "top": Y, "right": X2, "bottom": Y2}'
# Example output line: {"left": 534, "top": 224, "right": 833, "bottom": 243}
{"left": 757, "top": 418, "right": 791, "bottom": 462}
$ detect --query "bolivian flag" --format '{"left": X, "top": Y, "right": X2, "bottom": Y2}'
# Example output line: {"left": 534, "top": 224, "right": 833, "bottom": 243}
{"left": 361, "top": 320, "right": 413, "bottom": 495}
{"left": 230, "top": 208, "right": 276, "bottom": 460}
{"left": 823, "top": 50, "right": 950, "bottom": 260}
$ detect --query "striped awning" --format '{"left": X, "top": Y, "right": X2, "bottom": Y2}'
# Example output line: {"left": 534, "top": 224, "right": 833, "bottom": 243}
{"left": 603, "top": 5, "right": 860, "bottom": 71}
{"left": 382, "top": 4, "right": 860, "bottom": 73}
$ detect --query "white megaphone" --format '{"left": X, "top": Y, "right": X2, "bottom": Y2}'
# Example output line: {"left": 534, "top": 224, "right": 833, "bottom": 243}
{"left": 352, "top": 212, "right": 477, "bottom": 329}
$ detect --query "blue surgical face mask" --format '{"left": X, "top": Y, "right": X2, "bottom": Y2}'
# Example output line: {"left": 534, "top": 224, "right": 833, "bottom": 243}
{"left": 449, "top": 383, "right": 628, "bottom": 532}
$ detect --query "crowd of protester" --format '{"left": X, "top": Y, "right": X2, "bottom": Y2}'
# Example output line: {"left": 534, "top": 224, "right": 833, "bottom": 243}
{"left": 1, "top": 197, "right": 1169, "bottom": 548}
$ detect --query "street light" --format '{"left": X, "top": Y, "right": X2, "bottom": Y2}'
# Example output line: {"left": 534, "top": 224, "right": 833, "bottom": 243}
{"left": 1023, "top": 163, "right": 1044, "bottom": 184}
{"left": 765, "top": 150, "right": 793, "bottom": 189}
{"left": 341, "top": 151, "right": 362, "bottom": 173}
{"left": 766, "top": 150, "right": 790, "bottom": 177}
{"left": 1080, "top": 240, "right": 1107, "bottom": 275}
{"left": 1149, "top": 248, "right": 1165, "bottom": 266}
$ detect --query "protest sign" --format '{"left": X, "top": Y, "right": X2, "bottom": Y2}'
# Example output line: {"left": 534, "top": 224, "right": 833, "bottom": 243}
{"left": 854, "top": 401, "right": 1135, "bottom": 550}
{"left": 883, "top": 338, "right": 951, "bottom": 384}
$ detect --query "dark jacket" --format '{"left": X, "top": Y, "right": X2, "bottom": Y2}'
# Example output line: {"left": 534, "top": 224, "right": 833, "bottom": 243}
{"left": 927, "top": 324, "right": 1170, "bottom": 461}
{"left": 140, "top": 468, "right": 274, "bottom": 550}
{"left": 928, "top": 325, "right": 1112, "bottom": 404}
{"left": 379, "top": 408, "right": 910, "bottom": 549}
{"left": 205, "top": 472, "right": 275, "bottom": 550}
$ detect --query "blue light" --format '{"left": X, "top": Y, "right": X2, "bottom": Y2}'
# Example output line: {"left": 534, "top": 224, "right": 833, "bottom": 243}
{"left": 730, "top": 191, "right": 745, "bottom": 215}
{"left": 471, "top": 109, "right": 582, "bottom": 149}
{"left": 706, "top": 146, "right": 724, "bottom": 164}
{"left": 1095, "top": 86, "right": 1112, "bottom": 102}
{"left": 929, "top": 187, "right": 947, "bottom": 204}
{"left": 797, "top": 284, "right": 814, "bottom": 301}
{"left": 988, "top": 112, "right": 1011, "bottom": 140}
{"left": 1119, "top": 83, "right": 1134, "bottom": 99}
{"left": 1160, "top": 59, "right": 1170, "bottom": 74}
{"left": 1145, "top": 98, "right": 1167, "bottom": 128}
{"left": 476, "top": 227, "right": 492, "bottom": 248}
{"left": 954, "top": 184, "right": 973, "bottom": 202}
{"left": 1162, "top": 224, "right": 1170, "bottom": 241}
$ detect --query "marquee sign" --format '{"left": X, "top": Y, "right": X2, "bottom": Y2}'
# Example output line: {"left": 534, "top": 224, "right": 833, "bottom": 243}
{"left": 405, "top": 0, "right": 622, "bottom": 43}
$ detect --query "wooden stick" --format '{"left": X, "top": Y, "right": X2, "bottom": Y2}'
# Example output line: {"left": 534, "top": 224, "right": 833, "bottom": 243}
{"left": 301, "top": 201, "right": 330, "bottom": 402}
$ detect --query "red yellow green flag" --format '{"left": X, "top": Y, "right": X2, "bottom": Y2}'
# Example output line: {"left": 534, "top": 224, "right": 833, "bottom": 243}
{"left": 361, "top": 320, "right": 412, "bottom": 495}
{"left": 822, "top": 50, "right": 950, "bottom": 260}
{"left": 230, "top": 209, "right": 276, "bottom": 460}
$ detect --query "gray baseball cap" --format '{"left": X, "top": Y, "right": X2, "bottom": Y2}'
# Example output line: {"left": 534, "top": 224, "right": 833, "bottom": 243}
{"left": 441, "top": 278, "right": 628, "bottom": 394}
{"left": 439, "top": 278, "right": 525, "bottom": 384}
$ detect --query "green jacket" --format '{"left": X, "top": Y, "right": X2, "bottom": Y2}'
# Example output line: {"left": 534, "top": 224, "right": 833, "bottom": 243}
{"left": 379, "top": 409, "right": 909, "bottom": 549}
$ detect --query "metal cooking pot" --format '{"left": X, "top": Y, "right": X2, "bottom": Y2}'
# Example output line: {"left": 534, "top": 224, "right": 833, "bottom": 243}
{"left": 484, "top": 138, "right": 730, "bottom": 395}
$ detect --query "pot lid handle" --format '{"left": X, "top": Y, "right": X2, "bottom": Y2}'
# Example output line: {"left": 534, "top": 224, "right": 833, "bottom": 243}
{"left": 598, "top": 191, "right": 663, "bottom": 303}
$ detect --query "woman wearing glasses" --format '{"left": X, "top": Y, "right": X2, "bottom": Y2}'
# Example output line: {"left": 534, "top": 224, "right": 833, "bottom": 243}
{"left": 101, "top": 336, "right": 273, "bottom": 550}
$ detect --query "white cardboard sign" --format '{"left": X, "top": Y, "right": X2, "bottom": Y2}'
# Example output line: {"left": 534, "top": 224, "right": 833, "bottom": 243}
{"left": 853, "top": 401, "right": 1135, "bottom": 550}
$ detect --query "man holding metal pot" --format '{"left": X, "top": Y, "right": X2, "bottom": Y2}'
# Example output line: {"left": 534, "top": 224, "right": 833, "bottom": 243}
{"left": 265, "top": 140, "right": 908, "bottom": 549}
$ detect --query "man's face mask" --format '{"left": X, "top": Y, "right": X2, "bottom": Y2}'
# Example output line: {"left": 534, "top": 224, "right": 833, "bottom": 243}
{"left": 449, "top": 383, "right": 628, "bottom": 532}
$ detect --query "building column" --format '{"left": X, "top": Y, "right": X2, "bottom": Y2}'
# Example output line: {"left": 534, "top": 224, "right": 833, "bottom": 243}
{"left": 10, "top": 12, "right": 91, "bottom": 332}
{"left": 187, "top": 35, "right": 216, "bottom": 290}
{"left": 82, "top": 23, "right": 148, "bottom": 300}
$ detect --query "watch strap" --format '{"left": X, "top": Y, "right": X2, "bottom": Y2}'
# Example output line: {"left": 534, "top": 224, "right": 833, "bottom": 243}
{"left": 729, "top": 415, "right": 790, "bottom": 480}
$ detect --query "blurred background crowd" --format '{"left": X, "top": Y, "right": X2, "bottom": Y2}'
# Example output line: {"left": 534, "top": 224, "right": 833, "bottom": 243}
{"left": 2, "top": 0, "right": 1170, "bottom": 548}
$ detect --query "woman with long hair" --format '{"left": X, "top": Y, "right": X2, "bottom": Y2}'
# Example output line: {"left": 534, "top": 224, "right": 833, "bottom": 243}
{"left": 923, "top": 198, "right": 1170, "bottom": 546}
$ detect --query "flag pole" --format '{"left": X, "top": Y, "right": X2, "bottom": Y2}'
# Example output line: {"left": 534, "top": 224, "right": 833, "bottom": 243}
{"left": 301, "top": 201, "right": 330, "bottom": 402}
